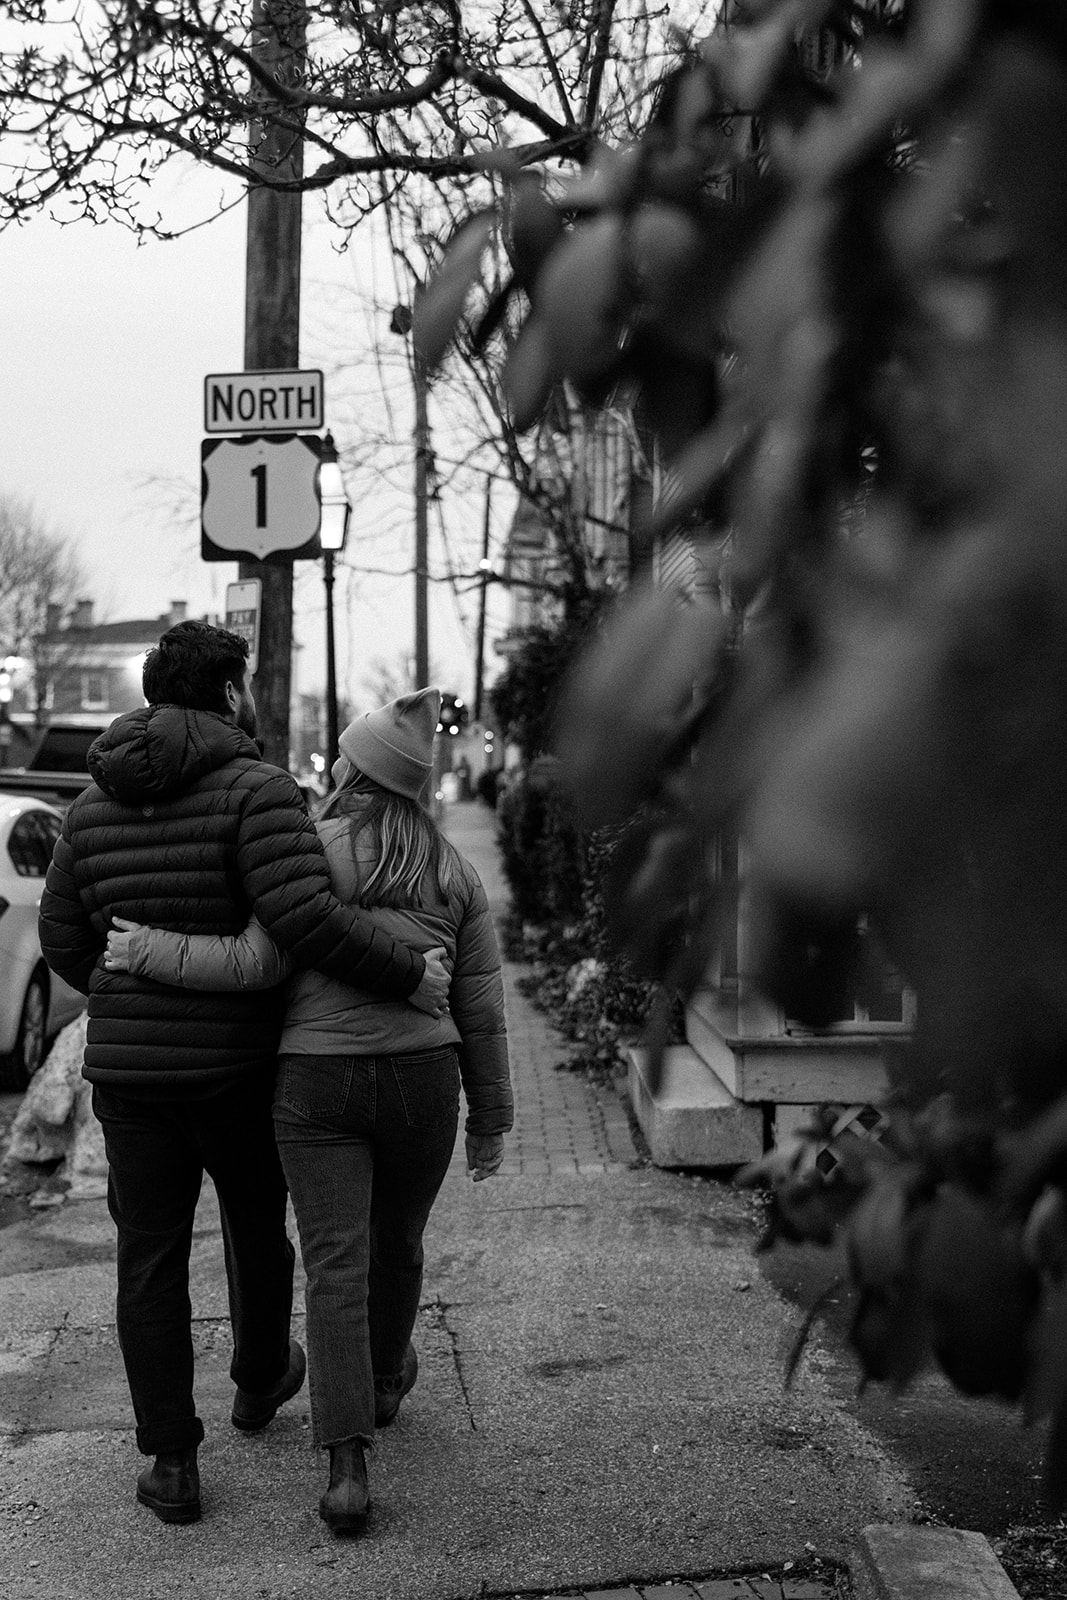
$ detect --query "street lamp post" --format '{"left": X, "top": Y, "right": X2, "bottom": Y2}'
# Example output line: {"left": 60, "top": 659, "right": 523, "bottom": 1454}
{"left": 318, "top": 432, "right": 352, "bottom": 780}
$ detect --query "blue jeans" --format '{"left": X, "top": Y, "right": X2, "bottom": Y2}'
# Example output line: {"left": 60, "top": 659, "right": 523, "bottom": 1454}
{"left": 92, "top": 1078, "right": 295, "bottom": 1456}
{"left": 272, "top": 1048, "right": 460, "bottom": 1447}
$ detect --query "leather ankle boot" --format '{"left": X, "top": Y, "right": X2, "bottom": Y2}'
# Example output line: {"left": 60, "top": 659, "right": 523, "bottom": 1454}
{"left": 374, "top": 1342, "right": 418, "bottom": 1428}
{"left": 136, "top": 1448, "right": 201, "bottom": 1524}
{"left": 319, "top": 1439, "right": 370, "bottom": 1536}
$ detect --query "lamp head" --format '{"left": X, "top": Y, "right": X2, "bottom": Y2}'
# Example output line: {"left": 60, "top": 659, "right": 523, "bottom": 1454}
{"left": 318, "top": 431, "right": 351, "bottom": 552}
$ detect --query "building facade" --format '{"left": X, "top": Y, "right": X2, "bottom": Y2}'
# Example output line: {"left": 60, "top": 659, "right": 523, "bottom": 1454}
{"left": 5, "top": 599, "right": 190, "bottom": 737}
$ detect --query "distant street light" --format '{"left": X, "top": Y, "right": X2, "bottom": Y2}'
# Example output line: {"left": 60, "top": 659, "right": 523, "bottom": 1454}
{"left": 0, "top": 656, "right": 16, "bottom": 764}
{"left": 318, "top": 432, "right": 351, "bottom": 781}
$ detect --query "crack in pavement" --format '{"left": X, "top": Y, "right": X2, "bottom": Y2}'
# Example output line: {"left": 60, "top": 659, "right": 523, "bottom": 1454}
{"left": 425, "top": 1293, "right": 477, "bottom": 1432}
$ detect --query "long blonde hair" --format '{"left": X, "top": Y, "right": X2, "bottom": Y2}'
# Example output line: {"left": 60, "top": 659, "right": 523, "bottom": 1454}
{"left": 319, "top": 768, "right": 455, "bottom": 907}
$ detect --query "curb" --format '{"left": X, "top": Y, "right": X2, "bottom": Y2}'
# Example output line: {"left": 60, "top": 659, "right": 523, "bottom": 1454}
{"left": 853, "top": 1526, "right": 1023, "bottom": 1599}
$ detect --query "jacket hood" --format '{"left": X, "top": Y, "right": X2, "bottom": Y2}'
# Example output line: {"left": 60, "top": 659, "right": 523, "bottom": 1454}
{"left": 88, "top": 704, "right": 261, "bottom": 803}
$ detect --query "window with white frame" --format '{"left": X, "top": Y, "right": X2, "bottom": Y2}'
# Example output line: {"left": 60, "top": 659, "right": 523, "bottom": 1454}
{"left": 81, "top": 671, "right": 108, "bottom": 710}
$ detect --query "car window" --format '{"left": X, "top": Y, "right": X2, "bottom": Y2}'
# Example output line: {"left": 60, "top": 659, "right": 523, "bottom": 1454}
{"left": 36, "top": 810, "right": 62, "bottom": 859}
{"left": 7, "top": 812, "right": 56, "bottom": 878}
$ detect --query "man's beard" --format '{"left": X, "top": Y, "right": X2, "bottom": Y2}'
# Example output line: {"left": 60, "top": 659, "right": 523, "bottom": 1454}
{"left": 236, "top": 698, "right": 258, "bottom": 739}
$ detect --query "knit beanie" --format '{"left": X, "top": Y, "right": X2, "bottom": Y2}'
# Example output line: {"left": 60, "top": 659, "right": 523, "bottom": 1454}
{"left": 337, "top": 687, "right": 441, "bottom": 802}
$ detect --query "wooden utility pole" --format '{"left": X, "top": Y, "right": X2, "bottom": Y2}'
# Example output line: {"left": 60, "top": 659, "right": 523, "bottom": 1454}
{"left": 413, "top": 351, "right": 431, "bottom": 690}
{"left": 240, "top": 0, "right": 305, "bottom": 767}
{"left": 389, "top": 303, "right": 431, "bottom": 690}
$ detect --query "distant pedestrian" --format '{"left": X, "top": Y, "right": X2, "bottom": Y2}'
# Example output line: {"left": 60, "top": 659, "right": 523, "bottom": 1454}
{"left": 105, "top": 688, "right": 513, "bottom": 1537}
{"left": 37, "top": 623, "right": 449, "bottom": 1527}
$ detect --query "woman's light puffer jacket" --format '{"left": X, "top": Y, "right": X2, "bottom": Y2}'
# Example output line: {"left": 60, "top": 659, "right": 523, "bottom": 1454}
{"left": 126, "top": 800, "right": 512, "bottom": 1137}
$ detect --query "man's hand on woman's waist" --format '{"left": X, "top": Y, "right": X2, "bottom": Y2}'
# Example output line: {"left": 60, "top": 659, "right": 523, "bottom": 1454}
{"left": 408, "top": 945, "right": 451, "bottom": 1017}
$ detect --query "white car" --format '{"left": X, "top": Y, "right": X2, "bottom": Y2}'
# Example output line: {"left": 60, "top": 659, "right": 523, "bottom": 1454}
{"left": 0, "top": 791, "right": 86, "bottom": 1089}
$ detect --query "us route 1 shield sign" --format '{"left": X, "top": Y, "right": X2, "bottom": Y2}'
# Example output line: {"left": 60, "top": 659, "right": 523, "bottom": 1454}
{"left": 201, "top": 434, "right": 322, "bottom": 562}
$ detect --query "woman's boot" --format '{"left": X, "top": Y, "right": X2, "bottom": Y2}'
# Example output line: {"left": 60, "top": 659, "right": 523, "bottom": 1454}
{"left": 319, "top": 1439, "right": 370, "bottom": 1536}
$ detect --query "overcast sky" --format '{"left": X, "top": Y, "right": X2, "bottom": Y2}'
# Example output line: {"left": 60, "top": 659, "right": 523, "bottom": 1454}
{"left": 0, "top": 175, "right": 507, "bottom": 713}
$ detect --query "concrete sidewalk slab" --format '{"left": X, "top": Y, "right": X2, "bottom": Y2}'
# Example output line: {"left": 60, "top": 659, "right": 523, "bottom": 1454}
{"left": 1, "top": 1168, "right": 910, "bottom": 1599}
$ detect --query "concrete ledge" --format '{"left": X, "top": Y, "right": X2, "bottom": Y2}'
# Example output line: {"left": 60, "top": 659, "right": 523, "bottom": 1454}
{"left": 686, "top": 989, "right": 892, "bottom": 1104}
{"left": 852, "top": 1525, "right": 1022, "bottom": 1599}
{"left": 627, "top": 1044, "right": 763, "bottom": 1168}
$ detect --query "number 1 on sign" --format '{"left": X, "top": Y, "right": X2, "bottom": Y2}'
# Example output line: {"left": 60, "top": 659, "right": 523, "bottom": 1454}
{"left": 250, "top": 463, "right": 267, "bottom": 528}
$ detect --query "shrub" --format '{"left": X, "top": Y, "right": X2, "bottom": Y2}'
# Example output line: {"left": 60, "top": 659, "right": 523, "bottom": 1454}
{"left": 496, "top": 759, "right": 589, "bottom": 927}
{"left": 498, "top": 786, "right": 680, "bottom": 1075}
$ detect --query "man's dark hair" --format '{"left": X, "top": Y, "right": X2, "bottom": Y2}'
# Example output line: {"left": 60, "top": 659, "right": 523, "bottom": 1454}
{"left": 142, "top": 620, "right": 250, "bottom": 713}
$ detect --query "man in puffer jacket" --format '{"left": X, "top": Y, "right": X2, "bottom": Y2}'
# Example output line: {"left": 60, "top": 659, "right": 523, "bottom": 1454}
{"left": 37, "top": 620, "right": 449, "bottom": 1526}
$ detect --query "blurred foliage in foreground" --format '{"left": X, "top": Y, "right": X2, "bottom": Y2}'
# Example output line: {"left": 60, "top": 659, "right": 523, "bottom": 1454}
{"left": 490, "top": 615, "right": 671, "bottom": 1077}
{"left": 422, "top": 0, "right": 1067, "bottom": 1504}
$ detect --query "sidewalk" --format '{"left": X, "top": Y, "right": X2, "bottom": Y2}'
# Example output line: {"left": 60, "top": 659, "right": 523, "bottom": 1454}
{"left": 0, "top": 801, "right": 936, "bottom": 1599}
{"left": 442, "top": 799, "right": 639, "bottom": 1181}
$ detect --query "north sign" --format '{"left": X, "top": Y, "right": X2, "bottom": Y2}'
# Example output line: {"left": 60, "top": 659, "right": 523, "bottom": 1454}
{"left": 204, "top": 369, "right": 324, "bottom": 435}
{"left": 201, "top": 434, "right": 323, "bottom": 563}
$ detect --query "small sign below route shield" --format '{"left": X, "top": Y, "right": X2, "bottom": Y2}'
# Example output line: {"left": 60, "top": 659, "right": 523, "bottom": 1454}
{"left": 224, "top": 580, "right": 262, "bottom": 675}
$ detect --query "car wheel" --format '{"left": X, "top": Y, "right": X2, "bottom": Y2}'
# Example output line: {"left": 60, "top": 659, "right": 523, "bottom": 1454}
{"left": 0, "top": 970, "right": 49, "bottom": 1092}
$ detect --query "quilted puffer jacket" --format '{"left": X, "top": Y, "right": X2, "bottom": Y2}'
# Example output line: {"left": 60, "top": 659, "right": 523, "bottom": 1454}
{"left": 38, "top": 704, "right": 425, "bottom": 1092}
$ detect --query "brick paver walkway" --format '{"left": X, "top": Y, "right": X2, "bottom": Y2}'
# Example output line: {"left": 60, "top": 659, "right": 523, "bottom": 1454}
{"left": 442, "top": 800, "right": 639, "bottom": 1177}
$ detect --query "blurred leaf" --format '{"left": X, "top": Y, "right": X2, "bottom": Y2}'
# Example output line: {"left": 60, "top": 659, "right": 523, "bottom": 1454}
{"left": 413, "top": 211, "right": 495, "bottom": 369}
{"left": 847, "top": 1174, "right": 916, "bottom": 1299}
{"left": 647, "top": 409, "right": 749, "bottom": 538}
{"left": 470, "top": 277, "right": 515, "bottom": 353}
{"left": 631, "top": 337, "right": 720, "bottom": 462}
{"left": 557, "top": 143, "right": 637, "bottom": 213}
{"left": 501, "top": 314, "right": 558, "bottom": 432}
{"left": 770, "top": 1170, "right": 860, "bottom": 1247}
{"left": 630, "top": 198, "right": 754, "bottom": 363}
{"left": 1023, "top": 1187, "right": 1067, "bottom": 1280}
{"left": 534, "top": 214, "right": 628, "bottom": 389}
{"left": 729, "top": 418, "right": 818, "bottom": 598}
{"left": 917, "top": 1184, "right": 1039, "bottom": 1400}
{"left": 601, "top": 814, "right": 720, "bottom": 987}
{"left": 1026, "top": 1280, "right": 1067, "bottom": 1428}
{"left": 555, "top": 583, "right": 728, "bottom": 828}
{"left": 507, "top": 174, "right": 565, "bottom": 292}
{"left": 1001, "top": 1099, "right": 1067, "bottom": 1209}
{"left": 973, "top": 36, "right": 1067, "bottom": 318}
{"left": 797, "top": 0, "right": 985, "bottom": 191}
{"left": 850, "top": 1284, "right": 931, "bottom": 1389}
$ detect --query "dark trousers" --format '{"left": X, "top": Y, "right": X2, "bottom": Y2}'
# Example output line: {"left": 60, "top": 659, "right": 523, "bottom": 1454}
{"left": 272, "top": 1048, "right": 460, "bottom": 1447}
{"left": 92, "top": 1078, "right": 295, "bottom": 1456}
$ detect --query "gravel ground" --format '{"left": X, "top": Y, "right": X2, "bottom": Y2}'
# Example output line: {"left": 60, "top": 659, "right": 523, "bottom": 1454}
{"left": 995, "top": 1522, "right": 1067, "bottom": 1599}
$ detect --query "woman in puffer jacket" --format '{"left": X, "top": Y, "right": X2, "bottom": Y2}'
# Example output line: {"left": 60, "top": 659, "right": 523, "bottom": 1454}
{"left": 104, "top": 689, "right": 512, "bottom": 1537}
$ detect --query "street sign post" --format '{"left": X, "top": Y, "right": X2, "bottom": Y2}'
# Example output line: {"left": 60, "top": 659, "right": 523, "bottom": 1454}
{"left": 201, "top": 434, "right": 323, "bottom": 562}
{"left": 204, "top": 369, "right": 324, "bottom": 435}
{"left": 224, "top": 580, "right": 262, "bottom": 674}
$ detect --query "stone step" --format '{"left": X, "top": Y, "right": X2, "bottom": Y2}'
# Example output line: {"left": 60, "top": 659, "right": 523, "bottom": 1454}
{"left": 852, "top": 1525, "right": 1022, "bottom": 1600}
{"left": 627, "top": 1043, "right": 763, "bottom": 1169}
